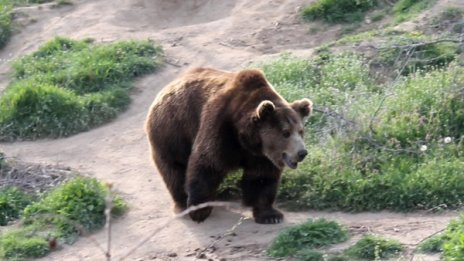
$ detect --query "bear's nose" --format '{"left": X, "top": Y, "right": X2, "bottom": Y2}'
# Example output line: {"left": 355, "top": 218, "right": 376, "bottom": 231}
{"left": 297, "top": 149, "right": 308, "bottom": 161}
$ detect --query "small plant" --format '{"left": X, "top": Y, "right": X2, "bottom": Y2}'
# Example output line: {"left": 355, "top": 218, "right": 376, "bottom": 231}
{"left": 267, "top": 219, "right": 348, "bottom": 258}
{"left": 345, "top": 235, "right": 403, "bottom": 260}
{"left": 23, "top": 177, "right": 126, "bottom": 240}
{"left": 0, "top": 227, "right": 49, "bottom": 260}
{"left": 0, "top": 37, "right": 163, "bottom": 141}
{"left": 302, "top": 0, "right": 377, "bottom": 23}
{"left": 0, "top": 187, "right": 33, "bottom": 225}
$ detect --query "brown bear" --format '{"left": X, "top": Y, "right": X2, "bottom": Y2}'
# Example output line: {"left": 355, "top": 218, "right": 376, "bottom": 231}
{"left": 145, "top": 67, "right": 312, "bottom": 224}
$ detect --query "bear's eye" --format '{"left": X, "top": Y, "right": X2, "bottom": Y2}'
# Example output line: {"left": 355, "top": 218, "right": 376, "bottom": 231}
{"left": 299, "top": 130, "right": 304, "bottom": 136}
{"left": 283, "top": 131, "right": 290, "bottom": 138}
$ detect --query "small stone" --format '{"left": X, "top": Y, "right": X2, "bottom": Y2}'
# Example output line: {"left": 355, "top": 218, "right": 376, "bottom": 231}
{"left": 167, "top": 252, "right": 177, "bottom": 257}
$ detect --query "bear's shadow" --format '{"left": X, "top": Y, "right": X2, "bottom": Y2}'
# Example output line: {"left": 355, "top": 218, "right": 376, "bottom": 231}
{"left": 175, "top": 204, "right": 287, "bottom": 251}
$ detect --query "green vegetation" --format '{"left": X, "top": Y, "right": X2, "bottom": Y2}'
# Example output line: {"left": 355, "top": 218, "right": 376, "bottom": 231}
{"left": 0, "top": 227, "right": 49, "bottom": 261}
{"left": 246, "top": 52, "right": 464, "bottom": 212}
{"left": 345, "top": 235, "right": 403, "bottom": 260}
{"left": 418, "top": 216, "right": 464, "bottom": 260}
{"left": 0, "top": 0, "right": 12, "bottom": 49}
{"left": 0, "top": 177, "right": 126, "bottom": 260}
{"left": 267, "top": 219, "right": 348, "bottom": 259}
{"left": 23, "top": 177, "right": 126, "bottom": 240}
{"left": 302, "top": 0, "right": 437, "bottom": 24}
{"left": 393, "top": 0, "right": 437, "bottom": 22}
{"left": 0, "top": 37, "right": 163, "bottom": 141}
{"left": 302, "top": 0, "right": 376, "bottom": 23}
{"left": 0, "top": 187, "right": 33, "bottom": 225}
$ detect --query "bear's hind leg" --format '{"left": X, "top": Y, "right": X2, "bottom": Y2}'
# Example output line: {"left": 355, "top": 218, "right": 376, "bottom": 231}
{"left": 242, "top": 165, "right": 283, "bottom": 224}
{"left": 154, "top": 155, "right": 188, "bottom": 212}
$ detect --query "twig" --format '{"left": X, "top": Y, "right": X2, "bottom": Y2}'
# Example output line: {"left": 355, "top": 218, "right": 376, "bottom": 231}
{"left": 105, "top": 184, "right": 114, "bottom": 261}
{"left": 408, "top": 228, "right": 446, "bottom": 261}
{"left": 118, "top": 201, "right": 240, "bottom": 261}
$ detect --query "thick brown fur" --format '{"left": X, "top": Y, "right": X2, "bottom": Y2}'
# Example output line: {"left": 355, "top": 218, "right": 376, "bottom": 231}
{"left": 146, "top": 68, "right": 312, "bottom": 224}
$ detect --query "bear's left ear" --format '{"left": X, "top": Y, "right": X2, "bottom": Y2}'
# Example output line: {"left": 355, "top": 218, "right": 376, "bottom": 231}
{"left": 291, "top": 98, "right": 313, "bottom": 119}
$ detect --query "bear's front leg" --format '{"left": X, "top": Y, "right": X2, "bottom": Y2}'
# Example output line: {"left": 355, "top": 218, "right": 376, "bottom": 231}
{"left": 186, "top": 160, "right": 224, "bottom": 223}
{"left": 242, "top": 165, "right": 283, "bottom": 224}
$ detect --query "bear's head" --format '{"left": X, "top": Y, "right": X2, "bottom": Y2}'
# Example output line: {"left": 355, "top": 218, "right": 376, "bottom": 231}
{"left": 234, "top": 69, "right": 313, "bottom": 170}
{"left": 251, "top": 98, "right": 312, "bottom": 169}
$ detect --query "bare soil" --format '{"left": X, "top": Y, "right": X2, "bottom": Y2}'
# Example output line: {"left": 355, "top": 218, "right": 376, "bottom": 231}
{"left": 0, "top": 0, "right": 461, "bottom": 260}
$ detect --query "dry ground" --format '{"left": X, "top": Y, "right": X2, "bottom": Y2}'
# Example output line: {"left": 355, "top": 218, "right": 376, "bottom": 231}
{"left": 0, "top": 0, "right": 461, "bottom": 260}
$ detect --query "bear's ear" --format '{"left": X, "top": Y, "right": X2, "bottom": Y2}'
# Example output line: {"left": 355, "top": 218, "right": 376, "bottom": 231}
{"left": 234, "top": 69, "right": 268, "bottom": 90}
{"left": 254, "top": 100, "right": 275, "bottom": 120}
{"left": 291, "top": 98, "right": 313, "bottom": 119}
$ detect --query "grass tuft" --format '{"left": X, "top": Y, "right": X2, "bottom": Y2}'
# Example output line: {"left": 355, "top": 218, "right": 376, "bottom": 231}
{"left": 0, "top": 37, "right": 163, "bottom": 141}
{"left": 267, "top": 219, "right": 348, "bottom": 258}
{"left": 23, "top": 177, "right": 127, "bottom": 240}
{"left": 302, "top": 0, "right": 377, "bottom": 23}
{"left": 345, "top": 235, "right": 403, "bottom": 260}
{"left": 0, "top": 227, "right": 49, "bottom": 261}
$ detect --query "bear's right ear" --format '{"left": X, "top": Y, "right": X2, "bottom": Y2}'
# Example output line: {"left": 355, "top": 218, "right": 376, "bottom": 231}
{"left": 253, "top": 100, "right": 275, "bottom": 121}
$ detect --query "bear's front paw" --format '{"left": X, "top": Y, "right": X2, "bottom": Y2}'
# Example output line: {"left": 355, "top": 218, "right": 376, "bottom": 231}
{"left": 253, "top": 208, "right": 284, "bottom": 224}
{"left": 189, "top": 207, "right": 212, "bottom": 223}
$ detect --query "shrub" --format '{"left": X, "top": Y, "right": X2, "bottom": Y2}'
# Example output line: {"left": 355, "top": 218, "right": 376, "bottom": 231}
{"left": 247, "top": 54, "right": 464, "bottom": 213}
{"left": 0, "top": 227, "right": 49, "bottom": 260}
{"left": 0, "top": 0, "right": 12, "bottom": 49}
{"left": 0, "top": 187, "right": 33, "bottom": 225}
{"left": 23, "top": 177, "right": 127, "bottom": 240}
{"left": 0, "top": 37, "right": 163, "bottom": 141}
{"left": 302, "top": 0, "right": 377, "bottom": 23}
{"left": 267, "top": 219, "right": 348, "bottom": 258}
{"left": 345, "top": 235, "right": 403, "bottom": 259}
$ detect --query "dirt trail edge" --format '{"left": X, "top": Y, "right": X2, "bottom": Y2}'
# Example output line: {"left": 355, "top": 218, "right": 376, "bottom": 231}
{"left": 0, "top": 0, "right": 458, "bottom": 260}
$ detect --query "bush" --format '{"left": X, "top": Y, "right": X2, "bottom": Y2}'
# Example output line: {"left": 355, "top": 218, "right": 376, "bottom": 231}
{"left": 267, "top": 219, "right": 348, "bottom": 258}
{"left": 0, "top": 187, "right": 33, "bottom": 225}
{"left": 23, "top": 177, "right": 127, "bottom": 240}
{"left": 0, "top": 0, "right": 12, "bottom": 49}
{"left": 242, "top": 54, "right": 464, "bottom": 213}
{"left": 0, "top": 227, "right": 49, "bottom": 260}
{"left": 302, "top": 0, "right": 377, "bottom": 23}
{"left": 0, "top": 37, "right": 163, "bottom": 141}
{"left": 345, "top": 235, "right": 403, "bottom": 260}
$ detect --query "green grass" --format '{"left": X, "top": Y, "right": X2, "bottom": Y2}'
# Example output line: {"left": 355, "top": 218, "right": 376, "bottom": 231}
{"left": 0, "top": 37, "right": 163, "bottom": 141}
{"left": 0, "top": 0, "right": 12, "bottom": 49}
{"left": 23, "top": 177, "right": 127, "bottom": 240}
{"left": 302, "top": 0, "right": 377, "bottom": 24}
{"left": 0, "top": 177, "right": 127, "bottom": 260}
{"left": 0, "top": 187, "right": 33, "bottom": 225}
{"left": 345, "top": 235, "right": 403, "bottom": 260}
{"left": 267, "top": 219, "right": 348, "bottom": 259}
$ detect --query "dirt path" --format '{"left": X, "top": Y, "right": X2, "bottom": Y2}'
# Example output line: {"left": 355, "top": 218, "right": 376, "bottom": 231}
{"left": 0, "top": 0, "right": 459, "bottom": 260}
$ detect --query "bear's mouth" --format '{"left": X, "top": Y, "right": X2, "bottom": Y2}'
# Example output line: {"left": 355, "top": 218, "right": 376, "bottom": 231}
{"left": 283, "top": 153, "right": 298, "bottom": 169}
